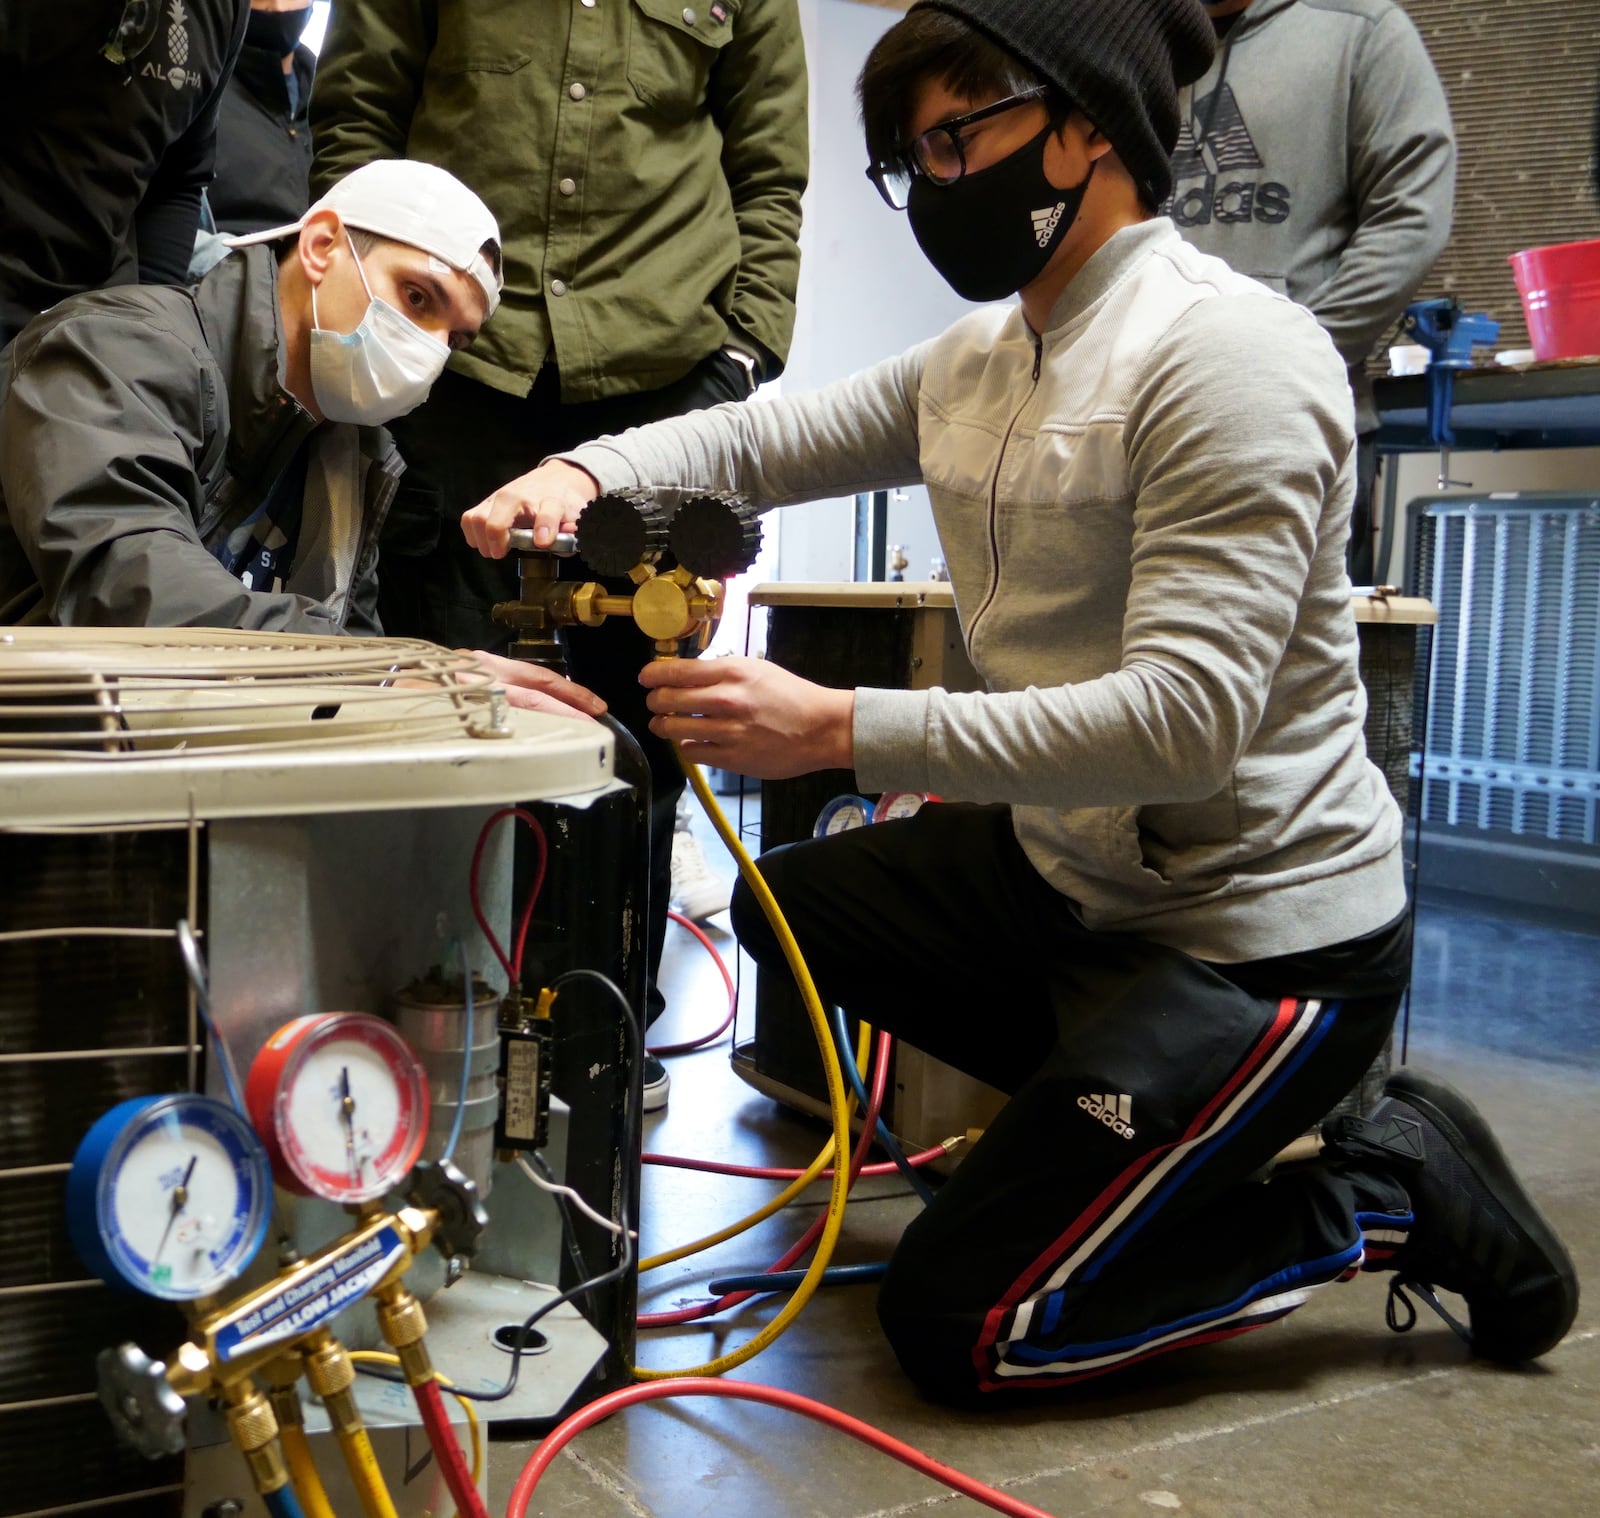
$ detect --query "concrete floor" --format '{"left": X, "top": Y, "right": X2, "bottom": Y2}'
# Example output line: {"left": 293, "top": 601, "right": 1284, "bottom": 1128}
{"left": 490, "top": 861, "right": 1600, "bottom": 1517}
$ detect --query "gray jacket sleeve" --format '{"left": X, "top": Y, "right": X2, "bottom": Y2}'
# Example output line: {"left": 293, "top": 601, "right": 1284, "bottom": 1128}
{"left": 1301, "top": 4, "right": 1455, "bottom": 368}
{"left": 852, "top": 297, "right": 1353, "bottom": 808}
{"left": 1, "top": 313, "right": 347, "bottom": 633}
{"left": 559, "top": 347, "right": 929, "bottom": 505}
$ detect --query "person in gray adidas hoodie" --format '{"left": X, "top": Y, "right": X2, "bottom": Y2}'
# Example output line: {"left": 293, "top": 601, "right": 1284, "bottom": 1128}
{"left": 1171, "top": 0, "right": 1456, "bottom": 579}
{"left": 461, "top": 0, "right": 1576, "bottom": 1404}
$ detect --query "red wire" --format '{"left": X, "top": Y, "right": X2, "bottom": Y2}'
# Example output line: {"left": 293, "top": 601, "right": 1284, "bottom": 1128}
{"left": 505, "top": 1378, "right": 1061, "bottom": 1518}
{"left": 411, "top": 1376, "right": 489, "bottom": 1518}
{"left": 647, "top": 910, "right": 738, "bottom": 1056}
{"left": 637, "top": 1028, "right": 891, "bottom": 1329}
{"left": 468, "top": 806, "right": 548, "bottom": 987}
{"left": 642, "top": 1143, "right": 949, "bottom": 1181}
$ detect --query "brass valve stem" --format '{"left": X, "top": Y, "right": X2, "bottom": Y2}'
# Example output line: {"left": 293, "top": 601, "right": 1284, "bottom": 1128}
{"left": 374, "top": 1283, "right": 435, "bottom": 1386}
{"left": 223, "top": 1381, "right": 289, "bottom": 1495}
{"left": 261, "top": 1353, "right": 306, "bottom": 1433}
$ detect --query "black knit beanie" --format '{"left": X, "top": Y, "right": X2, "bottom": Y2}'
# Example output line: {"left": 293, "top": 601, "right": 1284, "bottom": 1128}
{"left": 910, "top": 0, "right": 1216, "bottom": 207}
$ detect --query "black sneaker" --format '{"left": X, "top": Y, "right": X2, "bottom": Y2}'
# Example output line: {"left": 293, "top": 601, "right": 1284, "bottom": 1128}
{"left": 642, "top": 1054, "right": 670, "bottom": 1114}
{"left": 1369, "top": 1067, "right": 1578, "bottom": 1363}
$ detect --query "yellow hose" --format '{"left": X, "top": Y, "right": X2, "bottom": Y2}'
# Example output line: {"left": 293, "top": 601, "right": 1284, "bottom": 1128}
{"left": 631, "top": 751, "right": 856, "bottom": 1380}
{"left": 334, "top": 1422, "right": 399, "bottom": 1518}
{"left": 638, "top": 1016, "right": 870, "bottom": 1272}
{"left": 279, "top": 1423, "right": 337, "bottom": 1518}
{"left": 346, "top": 1351, "right": 483, "bottom": 1497}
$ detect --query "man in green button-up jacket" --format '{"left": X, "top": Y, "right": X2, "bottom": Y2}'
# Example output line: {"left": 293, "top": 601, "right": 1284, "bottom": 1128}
{"left": 310, "top": 0, "right": 808, "bottom": 1063}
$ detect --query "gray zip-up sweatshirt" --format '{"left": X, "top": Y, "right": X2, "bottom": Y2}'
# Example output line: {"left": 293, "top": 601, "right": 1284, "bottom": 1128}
{"left": 1167, "top": 0, "right": 1455, "bottom": 433}
{"left": 563, "top": 219, "right": 1406, "bottom": 965}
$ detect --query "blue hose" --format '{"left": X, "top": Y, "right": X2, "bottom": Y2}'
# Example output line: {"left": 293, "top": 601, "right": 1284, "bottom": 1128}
{"left": 263, "top": 1483, "right": 308, "bottom": 1518}
{"left": 441, "top": 946, "right": 473, "bottom": 1164}
{"left": 709, "top": 1262, "right": 888, "bottom": 1296}
{"left": 829, "top": 1004, "right": 936, "bottom": 1206}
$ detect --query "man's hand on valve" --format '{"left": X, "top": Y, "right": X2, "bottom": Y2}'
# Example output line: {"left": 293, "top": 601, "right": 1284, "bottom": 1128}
{"left": 640, "top": 656, "right": 855, "bottom": 780}
{"left": 460, "top": 460, "right": 600, "bottom": 559}
{"left": 466, "top": 650, "right": 608, "bottom": 719}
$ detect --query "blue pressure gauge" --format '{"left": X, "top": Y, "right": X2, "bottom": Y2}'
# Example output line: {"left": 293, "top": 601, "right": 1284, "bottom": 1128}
{"left": 66, "top": 1094, "right": 272, "bottom": 1302}
{"left": 814, "top": 795, "right": 875, "bottom": 838}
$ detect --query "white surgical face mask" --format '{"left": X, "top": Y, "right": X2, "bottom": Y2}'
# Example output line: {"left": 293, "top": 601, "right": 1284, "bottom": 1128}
{"left": 308, "top": 235, "right": 452, "bottom": 424}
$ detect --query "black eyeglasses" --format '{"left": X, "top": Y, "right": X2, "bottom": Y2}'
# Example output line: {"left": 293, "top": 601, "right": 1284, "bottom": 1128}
{"left": 865, "top": 86, "right": 1052, "bottom": 211}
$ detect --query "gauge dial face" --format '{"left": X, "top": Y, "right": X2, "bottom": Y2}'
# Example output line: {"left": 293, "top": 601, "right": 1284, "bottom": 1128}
{"left": 814, "top": 795, "right": 874, "bottom": 837}
{"left": 90, "top": 1095, "right": 271, "bottom": 1301}
{"left": 872, "top": 791, "right": 929, "bottom": 824}
{"left": 250, "top": 1014, "right": 428, "bottom": 1204}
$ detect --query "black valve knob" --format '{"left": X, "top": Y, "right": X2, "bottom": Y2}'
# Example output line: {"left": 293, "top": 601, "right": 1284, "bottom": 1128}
{"left": 575, "top": 490, "right": 669, "bottom": 577}
{"left": 410, "top": 1158, "right": 490, "bottom": 1265}
{"left": 98, "top": 1344, "right": 186, "bottom": 1460}
{"left": 669, "top": 493, "right": 763, "bottom": 580}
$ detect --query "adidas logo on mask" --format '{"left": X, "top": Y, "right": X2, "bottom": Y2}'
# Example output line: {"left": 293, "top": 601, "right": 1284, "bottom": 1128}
{"left": 1078, "top": 1091, "right": 1136, "bottom": 1139}
{"left": 1031, "top": 202, "right": 1067, "bottom": 248}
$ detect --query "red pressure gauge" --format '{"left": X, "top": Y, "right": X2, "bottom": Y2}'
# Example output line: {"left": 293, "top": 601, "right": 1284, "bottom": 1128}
{"left": 246, "top": 1013, "right": 429, "bottom": 1205}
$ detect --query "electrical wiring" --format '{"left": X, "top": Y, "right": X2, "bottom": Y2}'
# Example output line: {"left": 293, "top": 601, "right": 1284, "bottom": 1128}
{"left": 515, "top": 1153, "right": 632, "bottom": 1239}
{"left": 636, "top": 1013, "right": 870, "bottom": 1274}
{"left": 642, "top": 1139, "right": 960, "bottom": 1182}
{"left": 504, "top": 1379, "right": 1062, "bottom": 1518}
{"left": 647, "top": 909, "right": 738, "bottom": 1056}
{"left": 358, "top": 966, "right": 642, "bottom": 1407}
{"left": 637, "top": 1026, "right": 890, "bottom": 1330}
{"left": 345, "top": 1353, "right": 481, "bottom": 1491}
{"left": 708, "top": 1261, "right": 887, "bottom": 1296}
{"left": 629, "top": 751, "right": 856, "bottom": 1379}
{"left": 830, "top": 1003, "right": 937, "bottom": 1207}
{"left": 174, "top": 917, "right": 247, "bottom": 1115}
{"left": 468, "top": 805, "right": 549, "bottom": 987}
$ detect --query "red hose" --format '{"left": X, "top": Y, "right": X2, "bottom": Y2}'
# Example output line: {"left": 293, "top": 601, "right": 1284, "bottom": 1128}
{"left": 412, "top": 1376, "right": 489, "bottom": 1518}
{"left": 469, "top": 806, "right": 548, "bottom": 987}
{"left": 647, "top": 910, "right": 738, "bottom": 1056}
{"left": 643, "top": 1143, "right": 950, "bottom": 1181}
{"left": 638, "top": 1029, "right": 890, "bottom": 1329}
{"left": 505, "top": 1378, "right": 1061, "bottom": 1518}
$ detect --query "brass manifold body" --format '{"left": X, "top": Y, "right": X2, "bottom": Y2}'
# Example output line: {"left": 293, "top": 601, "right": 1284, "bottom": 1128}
{"left": 495, "top": 536, "right": 726, "bottom": 660}
{"left": 113, "top": 1202, "right": 450, "bottom": 1498}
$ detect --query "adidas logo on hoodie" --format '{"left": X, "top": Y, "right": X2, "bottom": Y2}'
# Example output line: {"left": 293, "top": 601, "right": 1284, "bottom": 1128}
{"left": 1031, "top": 202, "right": 1067, "bottom": 248}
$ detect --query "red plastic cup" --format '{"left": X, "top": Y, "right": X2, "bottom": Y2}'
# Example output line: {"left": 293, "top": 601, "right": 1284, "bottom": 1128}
{"left": 1509, "top": 238, "right": 1600, "bottom": 361}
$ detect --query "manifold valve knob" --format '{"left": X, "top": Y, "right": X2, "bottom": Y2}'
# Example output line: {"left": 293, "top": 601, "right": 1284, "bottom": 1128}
{"left": 410, "top": 1158, "right": 490, "bottom": 1264}
{"left": 575, "top": 490, "right": 670, "bottom": 576}
{"left": 668, "top": 493, "right": 763, "bottom": 580}
{"left": 98, "top": 1343, "right": 186, "bottom": 1460}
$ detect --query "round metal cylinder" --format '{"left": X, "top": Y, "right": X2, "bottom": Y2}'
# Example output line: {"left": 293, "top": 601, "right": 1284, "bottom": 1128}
{"left": 393, "top": 973, "right": 502, "bottom": 1198}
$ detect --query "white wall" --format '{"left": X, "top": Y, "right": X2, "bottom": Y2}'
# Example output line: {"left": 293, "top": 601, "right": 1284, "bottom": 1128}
{"left": 776, "top": 0, "right": 987, "bottom": 583}
{"left": 1383, "top": 448, "right": 1600, "bottom": 588}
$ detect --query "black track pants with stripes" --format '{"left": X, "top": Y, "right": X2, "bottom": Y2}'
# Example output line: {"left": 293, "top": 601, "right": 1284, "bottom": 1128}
{"left": 731, "top": 804, "right": 1405, "bottom": 1403}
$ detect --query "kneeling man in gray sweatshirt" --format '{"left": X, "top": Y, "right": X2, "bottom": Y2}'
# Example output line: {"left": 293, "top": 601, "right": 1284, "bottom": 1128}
{"left": 461, "top": 0, "right": 1576, "bottom": 1405}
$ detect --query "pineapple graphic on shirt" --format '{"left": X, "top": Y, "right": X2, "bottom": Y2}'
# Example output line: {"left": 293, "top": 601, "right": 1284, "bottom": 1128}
{"left": 167, "top": 1, "right": 190, "bottom": 69}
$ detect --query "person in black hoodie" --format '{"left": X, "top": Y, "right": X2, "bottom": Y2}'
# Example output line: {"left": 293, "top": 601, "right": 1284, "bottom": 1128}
{"left": 0, "top": 0, "right": 249, "bottom": 346}
{"left": 210, "top": 0, "right": 317, "bottom": 235}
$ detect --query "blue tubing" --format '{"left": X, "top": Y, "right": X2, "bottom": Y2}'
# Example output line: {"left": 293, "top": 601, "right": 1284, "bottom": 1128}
{"left": 441, "top": 946, "right": 473, "bottom": 1164}
{"left": 263, "top": 1483, "right": 307, "bottom": 1518}
{"left": 708, "top": 1262, "right": 889, "bottom": 1297}
{"left": 829, "top": 1005, "right": 937, "bottom": 1206}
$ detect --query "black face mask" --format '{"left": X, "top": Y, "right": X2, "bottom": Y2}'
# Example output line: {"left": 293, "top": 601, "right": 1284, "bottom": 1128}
{"left": 907, "top": 126, "right": 1094, "bottom": 303}
{"left": 246, "top": 4, "right": 314, "bottom": 57}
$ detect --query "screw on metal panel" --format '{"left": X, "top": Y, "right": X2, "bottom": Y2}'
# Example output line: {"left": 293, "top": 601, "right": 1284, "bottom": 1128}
{"left": 203, "top": 1502, "right": 245, "bottom": 1518}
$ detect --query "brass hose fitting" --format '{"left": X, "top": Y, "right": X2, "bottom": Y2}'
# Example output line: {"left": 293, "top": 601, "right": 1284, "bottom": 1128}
{"left": 223, "top": 1383, "right": 289, "bottom": 1495}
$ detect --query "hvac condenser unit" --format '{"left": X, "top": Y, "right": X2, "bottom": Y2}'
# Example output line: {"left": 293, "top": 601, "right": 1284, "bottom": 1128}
{"left": 1408, "top": 491, "right": 1600, "bottom": 911}
{"left": 0, "top": 629, "right": 618, "bottom": 1518}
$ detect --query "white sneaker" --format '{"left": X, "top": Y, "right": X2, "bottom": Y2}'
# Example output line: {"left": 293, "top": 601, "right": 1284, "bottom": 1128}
{"left": 670, "top": 829, "right": 732, "bottom": 922}
{"left": 642, "top": 1055, "right": 671, "bottom": 1113}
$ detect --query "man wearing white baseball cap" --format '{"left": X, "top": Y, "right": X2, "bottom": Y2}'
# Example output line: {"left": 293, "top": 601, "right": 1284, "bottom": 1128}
{"left": 0, "top": 160, "right": 602, "bottom": 719}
